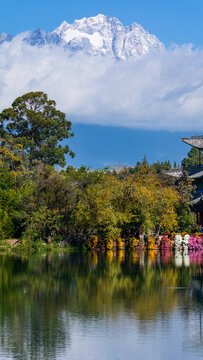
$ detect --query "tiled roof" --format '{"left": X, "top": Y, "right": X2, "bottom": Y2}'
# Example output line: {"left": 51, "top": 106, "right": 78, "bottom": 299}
{"left": 163, "top": 169, "right": 183, "bottom": 178}
{"left": 190, "top": 170, "right": 203, "bottom": 179}
{"left": 191, "top": 193, "right": 203, "bottom": 205}
{"left": 182, "top": 135, "right": 203, "bottom": 149}
{"left": 164, "top": 166, "right": 203, "bottom": 179}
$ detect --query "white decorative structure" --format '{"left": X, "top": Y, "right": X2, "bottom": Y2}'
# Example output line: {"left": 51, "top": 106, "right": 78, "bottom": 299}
{"left": 183, "top": 234, "right": 190, "bottom": 248}
{"left": 175, "top": 234, "right": 182, "bottom": 250}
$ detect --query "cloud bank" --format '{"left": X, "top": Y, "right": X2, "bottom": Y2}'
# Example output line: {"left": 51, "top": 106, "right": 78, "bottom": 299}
{"left": 1, "top": 35, "right": 203, "bottom": 131}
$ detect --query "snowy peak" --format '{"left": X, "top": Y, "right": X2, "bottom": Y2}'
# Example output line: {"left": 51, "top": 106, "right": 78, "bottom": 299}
{"left": 53, "top": 14, "right": 113, "bottom": 53}
{"left": 25, "top": 28, "right": 46, "bottom": 46}
{"left": 52, "top": 14, "right": 164, "bottom": 59}
{"left": 0, "top": 32, "right": 13, "bottom": 44}
{"left": 0, "top": 15, "right": 164, "bottom": 60}
{"left": 54, "top": 14, "right": 114, "bottom": 34}
{"left": 24, "top": 28, "right": 65, "bottom": 46}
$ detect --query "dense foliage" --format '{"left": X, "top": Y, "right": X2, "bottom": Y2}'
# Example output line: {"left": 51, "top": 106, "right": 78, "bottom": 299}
{"left": 0, "top": 92, "right": 197, "bottom": 245}
{"left": 0, "top": 92, "right": 75, "bottom": 168}
{"left": 182, "top": 147, "right": 203, "bottom": 168}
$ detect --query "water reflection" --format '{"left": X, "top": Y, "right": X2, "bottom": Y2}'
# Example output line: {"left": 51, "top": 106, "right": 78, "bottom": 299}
{"left": 0, "top": 251, "right": 203, "bottom": 359}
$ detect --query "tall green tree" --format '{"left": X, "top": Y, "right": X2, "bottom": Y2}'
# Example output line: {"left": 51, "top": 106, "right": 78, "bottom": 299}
{"left": 0, "top": 92, "right": 75, "bottom": 168}
{"left": 182, "top": 147, "right": 203, "bottom": 168}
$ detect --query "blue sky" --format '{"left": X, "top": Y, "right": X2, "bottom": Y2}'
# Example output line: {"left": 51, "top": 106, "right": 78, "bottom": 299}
{"left": 1, "top": 0, "right": 203, "bottom": 168}
{"left": 68, "top": 125, "right": 193, "bottom": 169}
{"left": 1, "top": 0, "right": 203, "bottom": 46}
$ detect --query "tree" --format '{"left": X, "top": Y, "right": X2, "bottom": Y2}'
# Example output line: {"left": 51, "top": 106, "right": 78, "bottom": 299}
{"left": 0, "top": 92, "right": 75, "bottom": 168}
{"left": 182, "top": 147, "right": 203, "bottom": 168}
{"left": 118, "top": 168, "right": 179, "bottom": 235}
{"left": 0, "top": 138, "right": 23, "bottom": 174}
{"left": 152, "top": 160, "right": 172, "bottom": 174}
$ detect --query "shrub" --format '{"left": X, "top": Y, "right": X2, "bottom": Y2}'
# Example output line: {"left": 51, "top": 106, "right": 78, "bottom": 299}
{"left": 87, "top": 235, "right": 98, "bottom": 251}
{"left": 128, "top": 237, "right": 139, "bottom": 248}
{"left": 147, "top": 237, "right": 155, "bottom": 250}
{"left": 105, "top": 239, "right": 113, "bottom": 250}
{"left": 117, "top": 237, "right": 125, "bottom": 250}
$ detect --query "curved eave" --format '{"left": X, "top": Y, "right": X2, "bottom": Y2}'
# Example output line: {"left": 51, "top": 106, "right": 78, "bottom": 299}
{"left": 182, "top": 137, "right": 203, "bottom": 149}
{"left": 191, "top": 196, "right": 203, "bottom": 212}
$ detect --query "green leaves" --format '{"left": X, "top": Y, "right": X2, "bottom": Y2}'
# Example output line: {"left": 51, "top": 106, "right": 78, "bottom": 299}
{"left": 182, "top": 147, "right": 203, "bottom": 168}
{"left": 0, "top": 92, "right": 197, "bottom": 242}
{"left": 0, "top": 91, "right": 75, "bottom": 168}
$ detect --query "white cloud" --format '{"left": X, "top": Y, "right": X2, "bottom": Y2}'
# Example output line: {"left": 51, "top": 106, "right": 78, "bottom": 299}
{"left": 1, "top": 37, "right": 203, "bottom": 131}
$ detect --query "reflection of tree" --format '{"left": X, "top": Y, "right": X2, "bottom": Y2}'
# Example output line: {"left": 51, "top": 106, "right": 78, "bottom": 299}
{"left": 0, "top": 252, "right": 195, "bottom": 359}
{"left": 0, "top": 254, "right": 71, "bottom": 360}
{"left": 182, "top": 274, "right": 203, "bottom": 352}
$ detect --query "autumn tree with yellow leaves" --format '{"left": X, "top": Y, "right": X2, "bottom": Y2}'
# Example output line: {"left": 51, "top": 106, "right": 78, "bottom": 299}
{"left": 0, "top": 92, "right": 196, "bottom": 244}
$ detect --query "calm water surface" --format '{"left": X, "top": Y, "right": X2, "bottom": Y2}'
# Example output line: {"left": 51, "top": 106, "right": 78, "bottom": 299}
{"left": 0, "top": 250, "right": 203, "bottom": 360}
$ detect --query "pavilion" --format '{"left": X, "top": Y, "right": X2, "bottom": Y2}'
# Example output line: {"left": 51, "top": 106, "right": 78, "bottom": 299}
{"left": 182, "top": 136, "right": 203, "bottom": 226}
{"left": 165, "top": 135, "right": 203, "bottom": 227}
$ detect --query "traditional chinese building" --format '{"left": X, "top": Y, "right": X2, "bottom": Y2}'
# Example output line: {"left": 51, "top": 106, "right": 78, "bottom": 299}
{"left": 165, "top": 135, "right": 203, "bottom": 227}
{"left": 182, "top": 136, "right": 203, "bottom": 226}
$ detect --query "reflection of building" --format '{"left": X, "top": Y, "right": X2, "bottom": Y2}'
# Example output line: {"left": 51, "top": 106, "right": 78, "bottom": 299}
{"left": 166, "top": 136, "right": 203, "bottom": 227}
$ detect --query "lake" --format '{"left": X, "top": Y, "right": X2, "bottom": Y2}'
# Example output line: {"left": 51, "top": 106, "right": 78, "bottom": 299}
{"left": 0, "top": 249, "right": 203, "bottom": 360}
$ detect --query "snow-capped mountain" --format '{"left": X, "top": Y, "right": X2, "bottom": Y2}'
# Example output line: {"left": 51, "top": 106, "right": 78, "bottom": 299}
{"left": 0, "top": 14, "right": 164, "bottom": 60}
{"left": 0, "top": 32, "right": 13, "bottom": 44}
{"left": 52, "top": 14, "right": 164, "bottom": 59}
{"left": 23, "top": 28, "right": 66, "bottom": 46}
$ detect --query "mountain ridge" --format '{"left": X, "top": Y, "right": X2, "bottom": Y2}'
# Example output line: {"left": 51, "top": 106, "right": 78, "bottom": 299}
{"left": 0, "top": 14, "right": 164, "bottom": 60}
